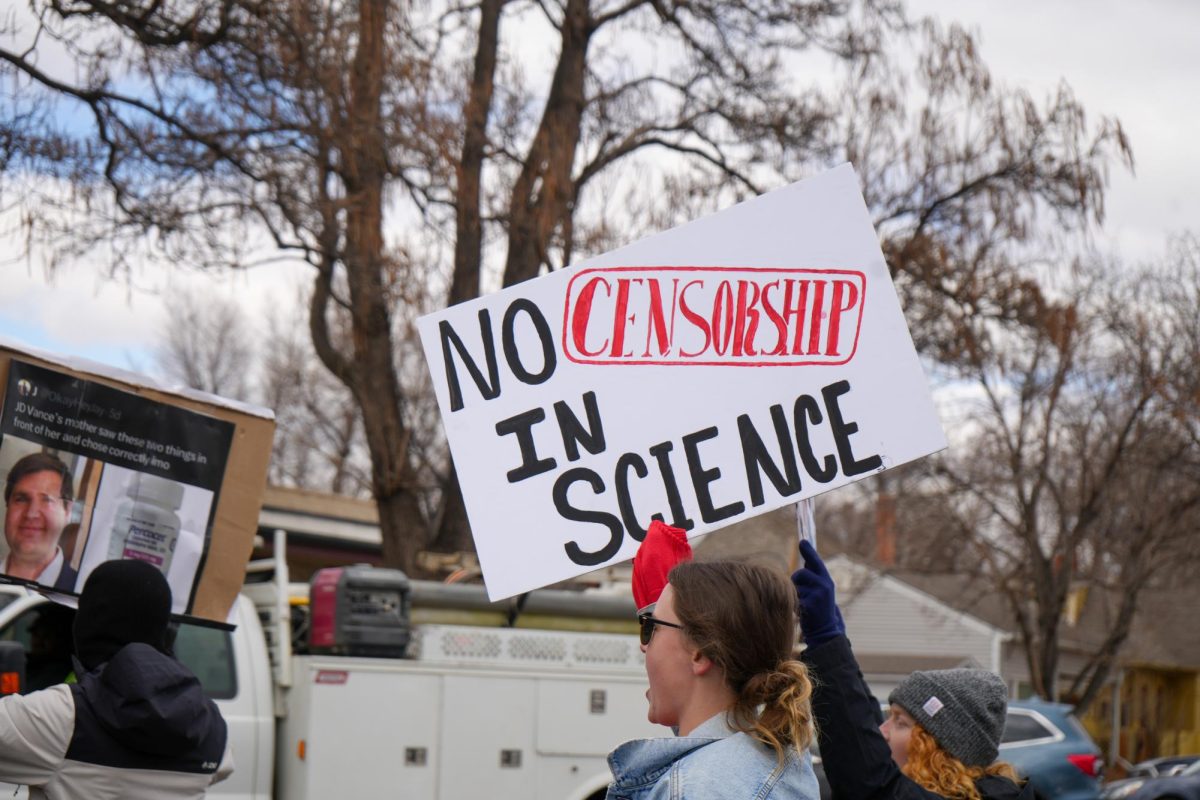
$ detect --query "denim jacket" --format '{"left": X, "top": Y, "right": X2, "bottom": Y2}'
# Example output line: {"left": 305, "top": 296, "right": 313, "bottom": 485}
{"left": 606, "top": 712, "right": 820, "bottom": 800}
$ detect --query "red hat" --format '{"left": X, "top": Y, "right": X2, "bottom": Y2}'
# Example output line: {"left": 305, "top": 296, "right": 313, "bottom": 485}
{"left": 632, "top": 520, "right": 692, "bottom": 613}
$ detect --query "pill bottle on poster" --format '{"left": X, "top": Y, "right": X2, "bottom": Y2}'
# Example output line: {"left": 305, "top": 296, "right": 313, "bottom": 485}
{"left": 106, "top": 475, "right": 184, "bottom": 575}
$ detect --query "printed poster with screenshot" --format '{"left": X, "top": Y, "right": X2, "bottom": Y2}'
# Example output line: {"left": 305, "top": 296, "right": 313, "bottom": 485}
{"left": 418, "top": 163, "right": 948, "bottom": 600}
{"left": 0, "top": 351, "right": 274, "bottom": 623}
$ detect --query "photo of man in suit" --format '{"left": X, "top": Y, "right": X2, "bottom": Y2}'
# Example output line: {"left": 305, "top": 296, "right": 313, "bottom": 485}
{"left": 3, "top": 452, "right": 78, "bottom": 591}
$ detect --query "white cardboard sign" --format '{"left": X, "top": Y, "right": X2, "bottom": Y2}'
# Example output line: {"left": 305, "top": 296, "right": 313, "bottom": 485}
{"left": 418, "top": 164, "right": 946, "bottom": 600}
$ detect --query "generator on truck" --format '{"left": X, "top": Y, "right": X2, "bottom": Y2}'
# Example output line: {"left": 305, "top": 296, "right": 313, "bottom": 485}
{"left": 0, "top": 530, "right": 664, "bottom": 800}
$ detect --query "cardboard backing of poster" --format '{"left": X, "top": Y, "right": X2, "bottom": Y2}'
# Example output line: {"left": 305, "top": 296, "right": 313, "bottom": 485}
{"left": 0, "top": 343, "right": 274, "bottom": 624}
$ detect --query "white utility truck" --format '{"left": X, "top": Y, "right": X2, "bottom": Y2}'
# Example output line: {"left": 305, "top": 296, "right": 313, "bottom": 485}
{"left": 0, "top": 531, "right": 663, "bottom": 799}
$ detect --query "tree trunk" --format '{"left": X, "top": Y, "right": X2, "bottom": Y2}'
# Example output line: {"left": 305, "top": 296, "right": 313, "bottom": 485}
{"left": 430, "top": 462, "right": 473, "bottom": 554}
{"left": 327, "top": 405, "right": 358, "bottom": 495}
{"left": 429, "top": 0, "right": 506, "bottom": 556}
{"left": 502, "top": 0, "right": 591, "bottom": 286}
{"left": 375, "top": 473, "right": 432, "bottom": 574}
{"left": 449, "top": 0, "right": 504, "bottom": 307}
{"left": 1071, "top": 580, "right": 1141, "bottom": 713}
{"left": 1034, "top": 558, "right": 1068, "bottom": 701}
{"left": 339, "top": 0, "right": 430, "bottom": 575}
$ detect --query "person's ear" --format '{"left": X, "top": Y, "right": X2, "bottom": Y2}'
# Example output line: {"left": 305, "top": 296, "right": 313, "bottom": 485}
{"left": 691, "top": 648, "right": 715, "bottom": 677}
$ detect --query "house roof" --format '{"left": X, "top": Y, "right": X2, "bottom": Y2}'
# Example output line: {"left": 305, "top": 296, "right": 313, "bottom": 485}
{"left": 668, "top": 503, "right": 1200, "bottom": 676}
{"left": 690, "top": 509, "right": 1009, "bottom": 640}
{"left": 874, "top": 566, "right": 1200, "bottom": 672}
{"left": 855, "top": 652, "right": 982, "bottom": 675}
{"left": 882, "top": 567, "right": 1109, "bottom": 653}
{"left": 735, "top": 510, "right": 1199, "bottom": 672}
{"left": 258, "top": 485, "right": 382, "bottom": 547}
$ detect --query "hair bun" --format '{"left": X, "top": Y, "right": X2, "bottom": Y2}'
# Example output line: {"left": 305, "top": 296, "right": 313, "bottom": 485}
{"left": 743, "top": 665, "right": 792, "bottom": 703}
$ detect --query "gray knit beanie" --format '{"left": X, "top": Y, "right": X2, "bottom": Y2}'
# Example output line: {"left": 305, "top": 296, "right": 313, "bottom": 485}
{"left": 888, "top": 668, "right": 1008, "bottom": 767}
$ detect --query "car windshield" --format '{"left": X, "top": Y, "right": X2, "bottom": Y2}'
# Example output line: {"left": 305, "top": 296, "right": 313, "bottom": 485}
{"left": 1180, "top": 760, "right": 1200, "bottom": 778}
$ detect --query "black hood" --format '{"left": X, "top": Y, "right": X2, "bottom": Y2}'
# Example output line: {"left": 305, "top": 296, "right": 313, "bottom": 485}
{"left": 78, "top": 642, "right": 222, "bottom": 757}
{"left": 73, "top": 559, "right": 172, "bottom": 671}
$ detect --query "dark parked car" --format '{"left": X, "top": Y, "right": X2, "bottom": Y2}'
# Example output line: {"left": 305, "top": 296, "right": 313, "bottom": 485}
{"left": 1126, "top": 757, "right": 1200, "bottom": 780}
{"left": 812, "top": 698, "right": 1103, "bottom": 800}
{"left": 1102, "top": 759, "right": 1200, "bottom": 800}
{"left": 1001, "top": 699, "right": 1104, "bottom": 800}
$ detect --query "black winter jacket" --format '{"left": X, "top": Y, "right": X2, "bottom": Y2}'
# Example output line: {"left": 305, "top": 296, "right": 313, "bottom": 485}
{"left": 0, "top": 641, "right": 231, "bottom": 799}
{"left": 802, "top": 635, "right": 1035, "bottom": 800}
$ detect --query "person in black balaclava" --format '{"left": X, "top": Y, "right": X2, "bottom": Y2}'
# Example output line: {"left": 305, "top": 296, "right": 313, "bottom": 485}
{"left": 0, "top": 559, "right": 233, "bottom": 799}
{"left": 72, "top": 556, "right": 172, "bottom": 669}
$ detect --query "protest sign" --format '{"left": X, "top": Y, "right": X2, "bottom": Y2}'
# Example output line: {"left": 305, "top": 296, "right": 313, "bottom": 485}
{"left": 418, "top": 164, "right": 947, "bottom": 601}
{"left": 0, "top": 342, "right": 274, "bottom": 623}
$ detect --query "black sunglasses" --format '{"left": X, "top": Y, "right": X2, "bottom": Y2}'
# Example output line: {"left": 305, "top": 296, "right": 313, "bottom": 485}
{"left": 638, "top": 613, "right": 684, "bottom": 646}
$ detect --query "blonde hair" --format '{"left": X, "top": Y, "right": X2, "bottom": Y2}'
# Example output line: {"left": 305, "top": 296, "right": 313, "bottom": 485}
{"left": 734, "top": 659, "right": 816, "bottom": 761}
{"left": 669, "top": 561, "right": 816, "bottom": 763}
{"left": 903, "top": 723, "right": 1020, "bottom": 800}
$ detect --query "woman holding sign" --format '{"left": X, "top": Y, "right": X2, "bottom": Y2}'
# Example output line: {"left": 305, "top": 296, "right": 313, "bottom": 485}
{"left": 793, "top": 541, "right": 1034, "bottom": 800}
{"left": 605, "top": 522, "right": 820, "bottom": 800}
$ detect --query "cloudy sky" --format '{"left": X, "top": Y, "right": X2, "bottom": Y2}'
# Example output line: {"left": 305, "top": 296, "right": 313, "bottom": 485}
{"left": 2, "top": 0, "right": 1196, "bottom": 373}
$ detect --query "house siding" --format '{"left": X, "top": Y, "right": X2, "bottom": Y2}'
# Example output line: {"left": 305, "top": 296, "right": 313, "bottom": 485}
{"left": 1001, "top": 643, "right": 1102, "bottom": 698}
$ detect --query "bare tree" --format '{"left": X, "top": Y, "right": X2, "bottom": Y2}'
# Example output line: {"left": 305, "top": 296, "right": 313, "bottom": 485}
{"left": 258, "top": 308, "right": 373, "bottom": 497}
{"left": 155, "top": 290, "right": 255, "bottom": 399}
{"left": 839, "top": 20, "right": 1132, "bottom": 368}
{"left": 831, "top": 252, "right": 1200, "bottom": 711}
{"left": 1058, "top": 237, "right": 1200, "bottom": 710}
{"left": 0, "top": 0, "right": 1132, "bottom": 578}
{"left": 152, "top": 287, "right": 375, "bottom": 496}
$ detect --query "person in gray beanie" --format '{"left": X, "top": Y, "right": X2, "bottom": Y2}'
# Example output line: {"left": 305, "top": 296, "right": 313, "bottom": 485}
{"left": 792, "top": 541, "right": 1035, "bottom": 800}
{"left": 887, "top": 668, "right": 1009, "bottom": 768}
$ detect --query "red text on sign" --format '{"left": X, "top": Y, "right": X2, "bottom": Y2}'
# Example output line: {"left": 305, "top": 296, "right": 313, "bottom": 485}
{"left": 563, "top": 267, "right": 866, "bottom": 366}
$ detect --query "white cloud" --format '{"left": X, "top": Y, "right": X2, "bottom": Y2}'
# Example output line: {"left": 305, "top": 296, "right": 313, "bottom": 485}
{"left": 0, "top": 256, "right": 309, "bottom": 373}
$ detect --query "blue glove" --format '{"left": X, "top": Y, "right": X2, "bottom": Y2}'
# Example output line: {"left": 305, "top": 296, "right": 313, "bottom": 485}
{"left": 791, "top": 540, "right": 845, "bottom": 647}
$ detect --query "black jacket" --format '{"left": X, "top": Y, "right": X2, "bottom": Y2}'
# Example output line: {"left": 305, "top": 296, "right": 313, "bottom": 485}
{"left": 802, "top": 635, "right": 1035, "bottom": 800}
{"left": 0, "top": 641, "right": 231, "bottom": 799}
{"left": 69, "top": 642, "right": 228, "bottom": 773}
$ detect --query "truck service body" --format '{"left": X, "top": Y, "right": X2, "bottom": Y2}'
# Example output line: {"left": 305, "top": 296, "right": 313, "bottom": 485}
{"left": 0, "top": 533, "right": 663, "bottom": 799}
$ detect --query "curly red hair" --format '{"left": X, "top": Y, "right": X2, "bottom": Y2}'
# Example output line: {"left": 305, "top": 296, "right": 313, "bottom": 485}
{"left": 902, "top": 723, "right": 1020, "bottom": 800}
